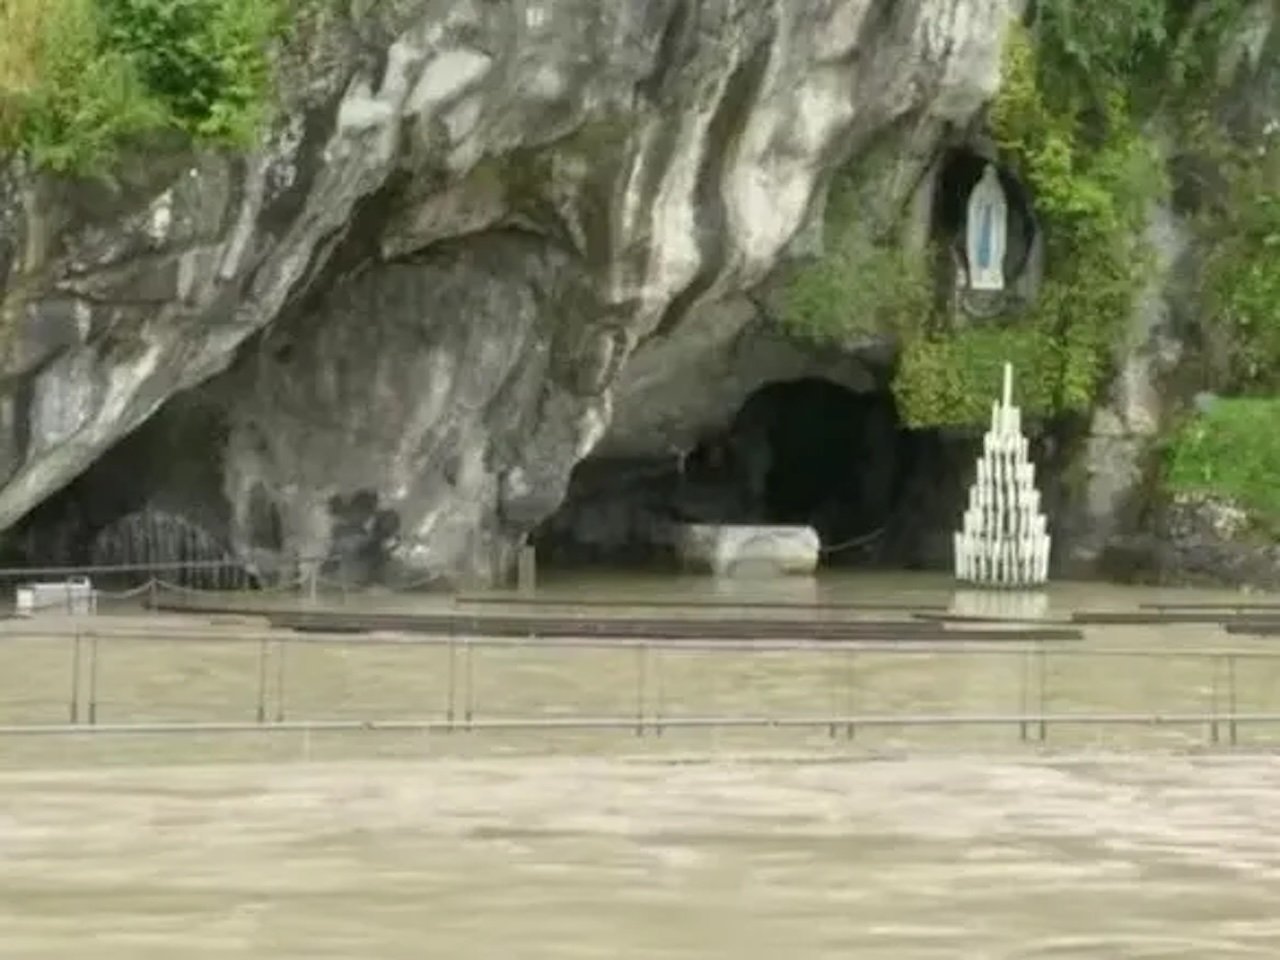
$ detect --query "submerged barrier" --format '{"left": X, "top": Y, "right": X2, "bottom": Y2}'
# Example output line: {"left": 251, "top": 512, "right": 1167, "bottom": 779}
{"left": 0, "top": 623, "right": 1277, "bottom": 748}
{"left": 454, "top": 595, "right": 951, "bottom": 612}
{"left": 136, "top": 601, "right": 1085, "bottom": 643}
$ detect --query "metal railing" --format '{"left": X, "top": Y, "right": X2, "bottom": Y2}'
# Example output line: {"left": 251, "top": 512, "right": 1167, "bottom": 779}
{"left": 0, "top": 552, "right": 481, "bottom": 598}
{"left": 2, "top": 627, "right": 1280, "bottom": 747}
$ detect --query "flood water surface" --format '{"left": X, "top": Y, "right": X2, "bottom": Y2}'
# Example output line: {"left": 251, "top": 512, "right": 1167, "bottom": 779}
{"left": 2, "top": 572, "right": 1280, "bottom": 955}
{"left": 1, "top": 755, "right": 1279, "bottom": 958}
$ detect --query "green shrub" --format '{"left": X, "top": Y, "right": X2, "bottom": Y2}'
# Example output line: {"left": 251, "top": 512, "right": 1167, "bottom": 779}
{"left": 1200, "top": 179, "right": 1280, "bottom": 391}
{"left": 779, "top": 239, "right": 932, "bottom": 347}
{"left": 778, "top": 168, "right": 934, "bottom": 347}
{"left": 99, "top": 0, "right": 281, "bottom": 143}
{"left": 0, "top": 0, "right": 162, "bottom": 173}
{"left": 894, "top": 327, "right": 1061, "bottom": 428}
{"left": 0, "top": 0, "right": 283, "bottom": 174}
{"left": 1164, "top": 396, "right": 1280, "bottom": 522}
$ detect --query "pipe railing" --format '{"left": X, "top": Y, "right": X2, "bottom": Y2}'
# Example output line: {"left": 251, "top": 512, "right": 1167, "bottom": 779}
{"left": 2, "top": 627, "right": 1279, "bottom": 747}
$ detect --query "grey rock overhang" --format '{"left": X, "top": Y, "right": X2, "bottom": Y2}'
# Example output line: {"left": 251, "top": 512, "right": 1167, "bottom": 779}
{"left": 0, "top": 0, "right": 1017, "bottom": 575}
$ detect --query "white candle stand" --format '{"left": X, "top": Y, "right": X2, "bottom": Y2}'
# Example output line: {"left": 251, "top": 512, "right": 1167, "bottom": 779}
{"left": 953, "top": 363, "right": 1051, "bottom": 588}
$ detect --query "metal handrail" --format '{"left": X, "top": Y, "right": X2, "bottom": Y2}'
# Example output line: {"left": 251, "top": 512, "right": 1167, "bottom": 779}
{"left": 1, "top": 624, "right": 1278, "bottom": 748}
{"left": 3, "top": 625, "right": 1280, "bottom": 660}
{"left": 1, "top": 712, "right": 1279, "bottom": 737}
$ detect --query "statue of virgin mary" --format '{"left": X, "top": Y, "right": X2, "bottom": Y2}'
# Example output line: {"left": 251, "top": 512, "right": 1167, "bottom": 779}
{"left": 965, "top": 164, "right": 1008, "bottom": 292}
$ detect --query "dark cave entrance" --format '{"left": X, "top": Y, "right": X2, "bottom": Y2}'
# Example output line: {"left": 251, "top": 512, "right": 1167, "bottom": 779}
{"left": 537, "top": 378, "right": 977, "bottom": 570}
{"left": 732, "top": 379, "right": 898, "bottom": 537}
{"left": 1, "top": 393, "right": 255, "bottom": 589}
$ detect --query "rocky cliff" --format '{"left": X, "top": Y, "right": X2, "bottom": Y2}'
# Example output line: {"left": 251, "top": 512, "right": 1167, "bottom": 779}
{"left": 0, "top": 0, "right": 1016, "bottom": 584}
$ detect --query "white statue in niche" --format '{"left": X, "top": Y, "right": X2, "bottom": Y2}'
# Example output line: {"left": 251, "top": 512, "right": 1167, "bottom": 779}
{"left": 965, "top": 164, "right": 1008, "bottom": 292}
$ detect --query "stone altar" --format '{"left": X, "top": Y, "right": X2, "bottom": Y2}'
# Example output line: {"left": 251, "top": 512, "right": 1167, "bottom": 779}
{"left": 672, "top": 524, "right": 820, "bottom": 578}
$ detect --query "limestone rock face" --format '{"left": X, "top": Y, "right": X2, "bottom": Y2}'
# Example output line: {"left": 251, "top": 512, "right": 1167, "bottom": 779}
{"left": 0, "top": 0, "right": 1016, "bottom": 584}
{"left": 1066, "top": 198, "right": 1191, "bottom": 567}
{"left": 597, "top": 296, "right": 879, "bottom": 461}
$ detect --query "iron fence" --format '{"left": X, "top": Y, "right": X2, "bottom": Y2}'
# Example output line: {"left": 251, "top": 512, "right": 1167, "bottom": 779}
{"left": 0, "top": 555, "right": 373, "bottom": 600}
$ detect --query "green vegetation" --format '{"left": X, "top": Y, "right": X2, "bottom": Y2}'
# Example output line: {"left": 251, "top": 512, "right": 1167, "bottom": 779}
{"left": 777, "top": 162, "right": 934, "bottom": 347}
{"left": 1158, "top": 0, "right": 1280, "bottom": 396}
{"left": 1200, "top": 187, "right": 1280, "bottom": 391}
{"left": 0, "top": 0, "right": 284, "bottom": 174}
{"left": 1164, "top": 397, "right": 1280, "bottom": 523}
{"left": 779, "top": 0, "right": 1258, "bottom": 429}
{"left": 892, "top": 20, "right": 1166, "bottom": 427}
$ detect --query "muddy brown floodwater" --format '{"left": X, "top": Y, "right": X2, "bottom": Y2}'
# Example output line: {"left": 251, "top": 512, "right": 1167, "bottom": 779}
{"left": 0, "top": 571, "right": 1278, "bottom": 957}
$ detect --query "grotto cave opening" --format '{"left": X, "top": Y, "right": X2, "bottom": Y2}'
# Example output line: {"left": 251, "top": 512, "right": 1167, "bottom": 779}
{"left": 0, "top": 394, "right": 254, "bottom": 590}
{"left": 536, "top": 377, "right": 977, "bottom": 570}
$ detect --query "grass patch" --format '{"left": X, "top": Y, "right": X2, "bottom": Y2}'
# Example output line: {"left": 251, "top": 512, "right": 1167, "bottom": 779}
{"left": 1164, "top": 397, "right": 1280, "bottom": 522}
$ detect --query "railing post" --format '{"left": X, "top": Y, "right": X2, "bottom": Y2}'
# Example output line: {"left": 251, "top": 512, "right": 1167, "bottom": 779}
{"left": 1209, "top": 655, "right": 1221, "bottom": 746}
{"left": 1229, "top": 654, "right": 1239, "bottom": 746}
{"left": 1019, "top": 650, "right": 1029, "bottom": 743}
{"left": 69, "top": 631, "right": 81, "bottom": 724}
{"left": 464, "top": 638, "right": 474, "bottom": 730}
{"left": 653, "top": 648, "right": 664, "bottom": 738}
{"left": 274, "top": 639, "right": 287, "bottom": 723}
{"left": 845, "top": 651, "right": 856, "bottom": 740}
{"left": 635, "top": 643, "right": 647, "bottom": 737}
{"left": 446, "top": 637, "right": 457, "bottom": 730}
{"left": 88, "top": 633, "right": 99, "bottom": 726}
{"left": 1037, "top": 645, "right": 1048, "bottom": 743}
{"left": 256, "top": 639, "right": 268, "bottom": 724}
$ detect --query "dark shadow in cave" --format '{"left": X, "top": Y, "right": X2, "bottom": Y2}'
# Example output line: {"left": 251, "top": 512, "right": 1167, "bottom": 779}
{"left": 536, "top": 377, "right": 977, "bottom": 571}
{"left": 707, "top": 378, "right": 973, "bottom": 567}
{"left": 0, "top": 394, "right": 250, "bottom": 589}
{"left": 731, "top": 379, "right": 900, "bottom": 538}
